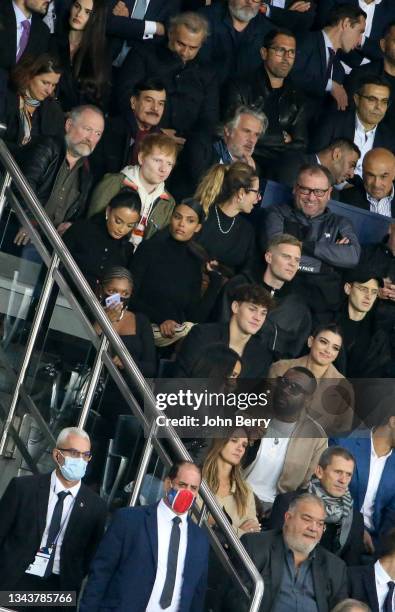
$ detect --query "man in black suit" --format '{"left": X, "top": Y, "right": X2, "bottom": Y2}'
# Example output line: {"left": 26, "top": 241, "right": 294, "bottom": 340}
{"left": 0, "top": 0, "right": 51, "bottom": 72}
{"left": 345, "top": 21, "right": 395, "bottom": 131}
{"left": 269, "top": 446, "right": 365, "bottom": 566}
{"left": 349, "top": 526, "right": 395, "bottom": 612}
{"left": 340, "top": 148, "right": 395, "bottom": 218}
{"left": 312, "top": 75, "right": 395, "bottom": 177}
{"left": 291, "top": 5, "right": 366, "bottom": 117}
{"left": 274, "top": 138, "right": 360, "bottom": 189}
{"left": 109, "top": 0, "right": 180, "bottom": 47}
{"left": 226, "top": 493, "right": 348, "bottom": 611}
{"left": 0, "top": 427, "right": 107, "bottom": 611}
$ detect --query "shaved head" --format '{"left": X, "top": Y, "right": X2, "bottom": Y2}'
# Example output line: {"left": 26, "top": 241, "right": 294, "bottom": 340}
{"left": 363, "top": 148, "right": 395, "bottom": 200}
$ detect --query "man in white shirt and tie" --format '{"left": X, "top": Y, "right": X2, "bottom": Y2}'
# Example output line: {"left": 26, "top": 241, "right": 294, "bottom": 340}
{"left": 80, "top": 460, "right": 209, "bottom": 612}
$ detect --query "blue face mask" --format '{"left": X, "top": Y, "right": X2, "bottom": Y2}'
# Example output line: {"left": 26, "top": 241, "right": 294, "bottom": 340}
{"left": 59, "top": 455, "right": 87, "bottom": 482}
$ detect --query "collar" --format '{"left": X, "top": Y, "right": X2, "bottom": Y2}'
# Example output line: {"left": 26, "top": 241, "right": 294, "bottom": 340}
{"left": 51, "top": 469, "right": 81, "bottom": 498}
{"left": 366, "top": 184, "right": 394, "bottom": 206}
{"left": 375, "top": 560, "right": 393, "bottom": 586}
{"left": 322, "top": 30, "right": 335, "bottom": 52}
{"left": 121, "top": 164, "right": 168, "bottom": 200}
{"left": 158, "top": 498, "right": 188, "bottom": 526}
{"left": 360, "top": 0, "right": 382, "bottom": 6}
{"left": 355, "top": 112, "right": 378, "bottom": 135}
{"left": 13, "top": 2, "right": 31, "bottom": 24}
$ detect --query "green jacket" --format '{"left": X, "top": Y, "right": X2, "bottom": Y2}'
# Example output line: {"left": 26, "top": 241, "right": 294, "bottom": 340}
{"left": 88, "top": 173, "right": 175, "bottom": 240}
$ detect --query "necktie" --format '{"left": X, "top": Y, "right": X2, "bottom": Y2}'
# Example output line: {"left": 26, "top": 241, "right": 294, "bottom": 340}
{"left": 384, "top": 581, "right": 395, "bottom": 612}
{"left": 17, "top": 20, "right": 31, "bottom": 62}
{"left": 133, "top": 0, "right": 146, "bottom": 20}
{"left": 160, "top": 516, "right": 182, "bottom": 609}
{"left": 44, "top": 491, "right": 70, "bottom": 577}
{"left": 325, "top": 47, "right": 336, "bottom": 85}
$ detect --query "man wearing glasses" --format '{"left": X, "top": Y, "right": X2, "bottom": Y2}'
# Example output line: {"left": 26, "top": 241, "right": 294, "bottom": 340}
{"left": 264, "top": 164, "right": 361, "bottom": 318}
{"left": 226, "top": 493, "right": 348, "bottom": 611}
{"left": 0, "top": 427, "right": 107, "bottom": 611}
{"left": 244, "top": 366, "right": 327, "bottom": 517}
{"left": 224, "top": 28, "right": 308, "bottom": 173}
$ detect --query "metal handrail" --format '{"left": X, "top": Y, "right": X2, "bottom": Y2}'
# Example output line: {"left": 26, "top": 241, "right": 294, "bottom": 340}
{"left": 0, "top": 137, "right": 264, "bottom": 611}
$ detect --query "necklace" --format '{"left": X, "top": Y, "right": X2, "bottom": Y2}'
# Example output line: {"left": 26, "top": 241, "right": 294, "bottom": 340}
{"left": 215, "top": 205, "right": 235, "bottom": 235}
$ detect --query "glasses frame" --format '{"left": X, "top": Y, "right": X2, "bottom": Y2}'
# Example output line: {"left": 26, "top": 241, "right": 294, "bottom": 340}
{"left": 267, "top": 46, "right": 296, "bottom": 59}
{"left": 357, "top": 93, "right": 390, "bottom": 107}
{"left": 296, "top": 184, "right": 330, "bottom": 198}
{"left": 353, "top": 283, "right": 379, "bottom": 297}
{"left": 57, "top": 447, "right": 92, "bottom": 461}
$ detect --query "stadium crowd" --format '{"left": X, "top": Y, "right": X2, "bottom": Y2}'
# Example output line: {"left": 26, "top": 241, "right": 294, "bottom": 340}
{"left": 1, "top": 0, "right": 395, "bottom": 610}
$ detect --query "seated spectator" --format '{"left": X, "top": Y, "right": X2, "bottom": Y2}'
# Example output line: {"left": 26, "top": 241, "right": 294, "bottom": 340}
{"left": 2, "top": 53, "right": 64, "bottom": 149}
{"left": 317, "top": 0, "right": 395, "bottom": 67}
{"left": 331, "top": 601, "right": 370, "bottom": 612}
{"left": 268, "top": 446, "right": 364, "bottom": 566}
{"left": 217, "top": 234, "right": 312, "bottom": 360}
{"left": 263, "top": 164, "right": 361, "bottom": 318}
{"left": 14, "top": 104, "right": 104, "bottom": 245}
{"left": 346, "top": 21, "right": 395, "bottom": 132}
{"left": 225, "top": 494, "right": 348, "bottom": 612}
{"left": 340, "top": 148, "right": 395, "bottom": 218}
{"left": 312, "top": 76, "right": 395, "bottom": 177}
{"left": 0, "top": 427, "right": 107, "bottom": 606}
{"left": 63, "top": 189, "right": 140, "bottom": 289}
{"left": 244, "top": 367, "right": 327, "bottom": 513}
{"left": 224, "top": 28, "right": 308, "bottom": 173}
{"left": 0, "top": 0, "right": 51, "bottom": 72}
{"left": 332, "top": 402, "right": 395, "bottom": 552}
{"left": 202, "top": 435, "right": 259, "bottom": 537}
{"left": 130, "top": 199, "right": 223, "bottom": 346}
{"left": 195, "top": 162, "right": 259, "bottom": 274}
{"left": 291, "top": 5, "right": 366, "bottom": 118}
{"left": 349, "top": 527, "right": 395, "bottom": 611}
{"left": 171, "top": 105, "right": 267, "bottom": 200}
{"left": 175, "top": 284, "right": 274, "bottom": 378}
{"left": 268, "top": 323, "right": 355, "bottom": 434}
{"left": 88, "top": 133, "right": 177, "bottom": 250}
{"left": 51, "top": 0, "right": 111, "bottom": 112}
{"left": 335, "top": 271, "right": 391, "bottom": 377}
{"left": 116, "top": 12, "right": 218, "bottom": 139}
{"left": 80, "top": 461, "right": 209, "bottom": 612}
{"left": 92, "top": 78, "right": 167, "bottom": 179}
{"left": 274, "top": 138, "right": 360, "bottom": 192}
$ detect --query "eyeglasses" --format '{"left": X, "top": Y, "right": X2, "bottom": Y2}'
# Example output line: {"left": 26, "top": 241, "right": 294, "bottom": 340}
{"left": 245, "top": 188, "right": 262, "bottom": 200}
{"left": 277, "top": 376, "right": 309, "bottom": 397}
{"left": 357, "top": 93, "right": 390, "bottom": 107}
{"left": 268, "top": 46, "right": 296, "bottom": 59}
{"left": 296, "top": 184, "right": 330, "bottom": 198}
{"left": 58, "top": 448, "right": 92, "bottom": 462}
{"left": 353, "top": 283, "right": 379, "bottom": 297}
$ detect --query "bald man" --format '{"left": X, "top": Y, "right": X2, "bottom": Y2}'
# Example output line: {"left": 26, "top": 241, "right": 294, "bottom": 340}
{"left": 340, "top": 148, "right": 395, "bottom": 218}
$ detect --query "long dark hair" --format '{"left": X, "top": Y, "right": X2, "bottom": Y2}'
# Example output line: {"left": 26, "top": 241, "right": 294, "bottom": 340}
{"left": 68, "top": 0, "right": 110, "bottom": 106}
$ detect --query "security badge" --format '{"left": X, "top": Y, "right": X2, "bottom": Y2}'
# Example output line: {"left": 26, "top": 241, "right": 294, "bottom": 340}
{"left": 25, "top": 547, "right": 52, "bottom": 577}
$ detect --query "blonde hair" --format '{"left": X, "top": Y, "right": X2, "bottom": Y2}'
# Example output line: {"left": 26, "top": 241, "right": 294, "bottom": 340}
{"left": 202, "top": 437, "right": 250, "bottom": 516}
{"left": 194, "top": 161, "right": 258, "bottom": 216}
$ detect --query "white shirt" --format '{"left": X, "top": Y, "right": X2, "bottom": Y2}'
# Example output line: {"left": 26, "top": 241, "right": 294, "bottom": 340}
{"left": 374, "top": 560, "right": 395, "bottom": 611}
{"left": 12, "top": 2, "right": 32, "bottom": 59}
{"left": 245, "top": 419, "right": 297, "bottom": 503}
{"left": 38, "top": 471, "right": 81, "bottom": 575}
{"left": 354, "top": 113, "right": 377, "bottom": 177}
{"left": 359, "top": 0, "right": 382, "bottom": 40}
{"left": 366, "top": 184, "right": 394, "bottom": 217}
{"left": 113, "top": 0, "right": 156, "bottom": 67}
{"left": 361, "top": 433, "right": 392, "bottom": 530}
{"left": 146, "top": 500, "right": 188, "bottom": 612}
{"left": 322, "top": 30, "right": 336, "bottom": 92}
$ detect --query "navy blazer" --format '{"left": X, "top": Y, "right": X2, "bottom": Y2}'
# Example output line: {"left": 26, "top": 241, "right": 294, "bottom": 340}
{"left": 330, "top": 435, "right": 395, "bottom": 541}
{"left": 348, "top": 564, "right": 379, "bottom": 612}
{"left": 80, "top": 503, "right": 209, "bottom": 612}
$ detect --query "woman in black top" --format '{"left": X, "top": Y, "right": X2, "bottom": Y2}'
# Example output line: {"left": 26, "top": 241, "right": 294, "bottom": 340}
{"left": 63, "top": 189, "right": 141, "bottom": 289}
{"left": 51, "top": 0, "right": 111, "bottom": 111}
{"left": 194, "top": 161, "right": 260, "bottom": 274}
{"left": 130, "top": 199, "right": 223, "bottom": 346}
{"left": 2, "top": 53, "right": 64, "bottom": 149}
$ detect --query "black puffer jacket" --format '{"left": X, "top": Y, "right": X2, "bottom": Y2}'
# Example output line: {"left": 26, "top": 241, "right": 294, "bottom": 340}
{"left": 223, "top": 66, "right": 308, "bottom": 160}
{"left": 16, "top": 136, "right": 92, "bottom": 222}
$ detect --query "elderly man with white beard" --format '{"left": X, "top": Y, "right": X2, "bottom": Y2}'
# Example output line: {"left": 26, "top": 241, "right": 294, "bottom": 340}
{"left": 226, "top": 494, "right": 348, "bottom": 611}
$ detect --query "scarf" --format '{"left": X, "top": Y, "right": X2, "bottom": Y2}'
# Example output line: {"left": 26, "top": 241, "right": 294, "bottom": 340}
{"left": 19, "top": 93, "right": 41, "bottom": 145}
{"left": 308, "top": 476, "right": 354, "bottom": 552}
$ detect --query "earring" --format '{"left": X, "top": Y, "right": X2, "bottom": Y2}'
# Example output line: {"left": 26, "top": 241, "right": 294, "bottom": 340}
{"left": 105, "top": 213, "right": 108, "bottom": 220}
